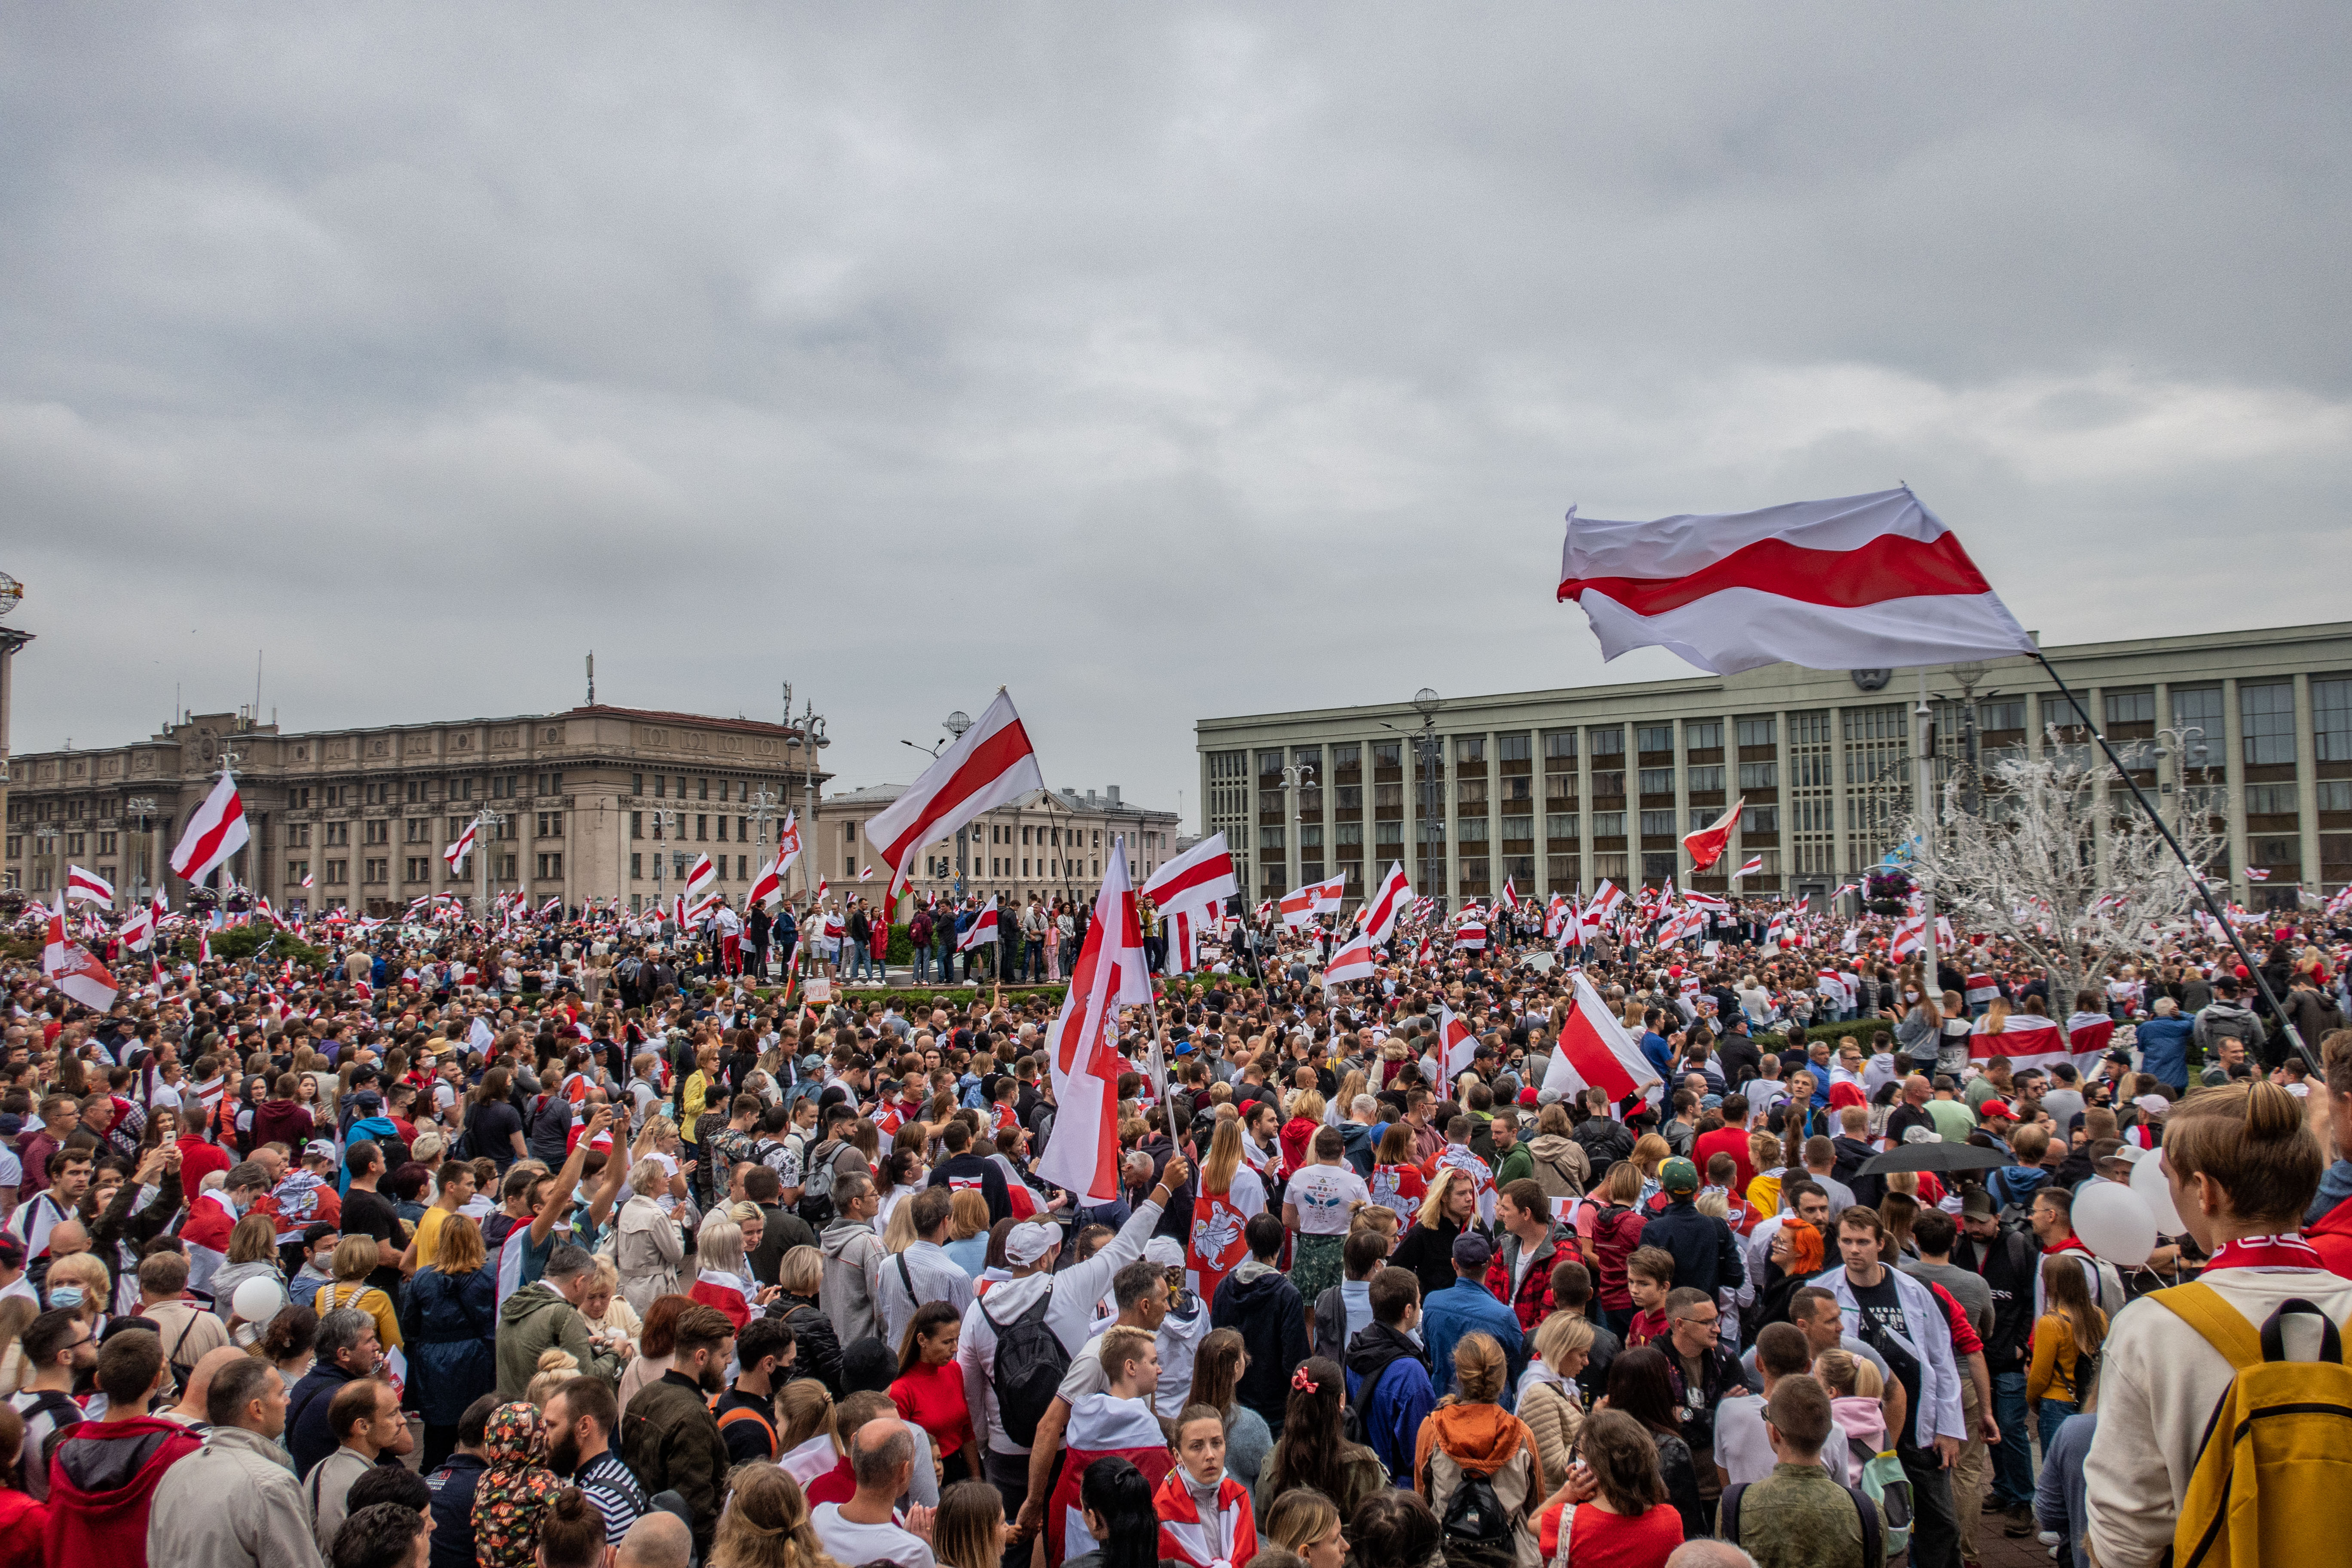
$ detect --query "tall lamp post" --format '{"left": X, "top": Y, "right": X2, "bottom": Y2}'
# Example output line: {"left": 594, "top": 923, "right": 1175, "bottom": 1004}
{"left": 1280, "top": 759, "right": 1315, "bottom": 896}
{"left": 1413, "top": 688, "right": 1445, "bottom": 911}
{"left": 942, "top": 710, "right": 972, "bottom": 894}
{"left": 471, "top": 805, "right": 507, "bottom": 921}
{"left": 32, "top": 824, "right": 57, "bottom": 900}
{"left": 781, "top": 684, "right": 830, "bottom": 906}
{"left": 126, "top": 796, "right": 158, "bottom": 903}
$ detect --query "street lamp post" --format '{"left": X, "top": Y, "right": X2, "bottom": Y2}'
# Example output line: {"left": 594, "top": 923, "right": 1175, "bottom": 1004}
{"left": 32, "top": 824, "right": 57, "bottom": 900}
{"left": 1413, "top": 688, "right": 1444, "bottom": 912}
{"left": 471, "top": 805, "right": 507, "bottom": 921}
{"left": 126, "top": 796, "right": 157, "bottom": 903}
{"left": 644, "top": 805, "right": 679, "bottom": 928}
{"left": 1280, "top": 760, "right": 1314, "bottom": 895}
{"left": 942, "top": 710, "right": 971, "bottom": 894}
{"left": 781, "top": 683, "right": 830, "bottom": 911}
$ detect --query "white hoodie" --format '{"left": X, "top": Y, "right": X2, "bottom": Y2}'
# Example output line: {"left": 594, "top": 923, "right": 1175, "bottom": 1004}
{"left": 2084, "top": 1266, "right": 2352, "bottom": 1568}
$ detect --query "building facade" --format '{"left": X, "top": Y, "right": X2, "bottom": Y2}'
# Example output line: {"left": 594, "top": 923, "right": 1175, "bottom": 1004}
{"left": 3, "top": 704, "right": 823, "bottom": 917}
{"left": 1197, "top": 619, "right": 2352, "bottom": 913}
{"left": 813, "top": 783, "right": 1181, "bottom": 912}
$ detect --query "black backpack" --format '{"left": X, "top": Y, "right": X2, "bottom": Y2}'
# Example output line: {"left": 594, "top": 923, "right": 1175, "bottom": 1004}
{"left": 1439, "top": 1468, "right": 1513, "bottom": 1560}
{"left": 1721, "top": 1471, "right": 1882, "bottom": 1567}
{"left": 978, "top": 1288, "right": 1067, "bottom": 1447}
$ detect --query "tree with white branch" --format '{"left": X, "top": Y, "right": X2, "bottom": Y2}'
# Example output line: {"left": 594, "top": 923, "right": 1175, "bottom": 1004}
{"left": 1915, "top": 738, "right": 2223, "bottom": 1042}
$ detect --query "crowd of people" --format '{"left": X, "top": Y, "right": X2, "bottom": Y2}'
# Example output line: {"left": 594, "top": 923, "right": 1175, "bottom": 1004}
{"left": 0, "top": 882, "right": 2349, "bottom": 1568}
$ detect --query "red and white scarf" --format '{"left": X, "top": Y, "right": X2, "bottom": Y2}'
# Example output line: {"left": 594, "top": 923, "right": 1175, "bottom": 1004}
{"left": 1155, "top": 1469, "right": 1258, "bottom": 1568}
{"left": 2203, "top": 1233, "right": 2326, "bottom": 1274}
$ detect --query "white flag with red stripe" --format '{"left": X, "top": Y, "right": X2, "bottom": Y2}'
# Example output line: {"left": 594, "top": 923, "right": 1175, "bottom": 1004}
{"left": 43, "top": 903, "right": 119, "bottom": 1013}
{"left": 1542, "top": 970, "right": 1662, "bottom": 1106}
{"left": 65, "top": 865, "right": 115, "bottom": 907}
{"left": 956, "top": 897, "right": 1001, "bottom": 952}
{"left": 443, "top": 822, "right": 477, "bottom": 873}
{"left": 1557, "top": 488, "right": 2034, "bottom": 675}
{"left": 1729, "top": 855, "right": 1764, "bottom": 879}
{"left": 1421, "top": 1003, "right": 1479, "bottom": 1089}
{"left": 1582, "top": 879, "right": 1624, "bottom": 939}
{"left": 685, "top": 854, "right": 717, "bottom": 899}
{"left": 1499, "top": 877, "right": 1519, "bottom": 911}
{"left": 1323, "top": 928, "right": 1377, "bottom": 988}
{"left": 1279, "top": 872, "right": 1347, "bottom": 928}
{"left": 1967, "top": 1012, "right": 2112, "bottom": 1080}
{"left": 169, "top": 772, "right": 251, "bottom": 885}
{"left": 1142, "top": 833, "right": 1239, "bottom": 913}
{"left": 120, "top": 900, "right": 155, "bottom": 952}
{"left": 1680, "top": 798, "right": 1746, "bottom": 873}
{"left": 1360, "top": 862, "right": 1412, "bottom": 945}
{"left": 747, "top": 836, "right": 791, "bottom": 910}
{"left": 1037, "top": 836, "right": 1152, "bottom": 1201}
{"left": 863, "top": 689, "right": 1045, "bottom": 898}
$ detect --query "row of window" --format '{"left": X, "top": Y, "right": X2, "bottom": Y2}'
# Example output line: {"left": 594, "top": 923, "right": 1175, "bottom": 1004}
{"left": 628, "top": 774, "right": 780, "bottom": 802}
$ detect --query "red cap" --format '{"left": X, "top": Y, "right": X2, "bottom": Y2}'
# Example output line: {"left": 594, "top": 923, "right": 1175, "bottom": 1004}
{"left": 1980, "top": 1101, "right": 2018, "bottom": 1121}
{"left": 1518, "top": 1087, "right": 1539, "bottom": 1107}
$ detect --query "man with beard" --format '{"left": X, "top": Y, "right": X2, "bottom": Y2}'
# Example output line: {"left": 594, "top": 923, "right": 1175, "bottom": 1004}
{"left": 618, "top": 1304, "right": 734, "bottom": 1557}
{"left": 545, "top": 1375, "right": 649, "bottom": 1544}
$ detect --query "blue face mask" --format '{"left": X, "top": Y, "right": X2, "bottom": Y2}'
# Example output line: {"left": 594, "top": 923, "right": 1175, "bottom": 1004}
{"left": 47, "top": 1285, "right": 83, "bottom": 1310}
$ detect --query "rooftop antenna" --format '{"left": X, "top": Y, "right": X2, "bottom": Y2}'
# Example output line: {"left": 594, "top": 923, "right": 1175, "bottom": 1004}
{"left": 586, "top": 651, "right": 596, "bottom": 705}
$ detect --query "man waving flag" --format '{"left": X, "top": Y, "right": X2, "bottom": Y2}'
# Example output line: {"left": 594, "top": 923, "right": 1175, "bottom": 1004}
{"left": 1038, "top": 836, "right": 1152, "bottom": 1202}
{"left": 864, "top": 689, "right": 1045, "bottom": 898}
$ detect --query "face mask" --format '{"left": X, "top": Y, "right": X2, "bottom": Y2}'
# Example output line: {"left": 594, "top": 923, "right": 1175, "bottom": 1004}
{"left": 48, "top": 1285, "right": 83, "bottom": 1309}
{"left": 1905, "top": 991, "right": 1920, "bottom": 1002}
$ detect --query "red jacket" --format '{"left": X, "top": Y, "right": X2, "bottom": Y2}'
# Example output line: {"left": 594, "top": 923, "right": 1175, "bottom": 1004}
{"left": 1483, "top": 1231, "right": 1560, "bottom": 1332}
{"left": 44, "top": 1415, "right": 201, "bottom": 1568}
{"left": 2309, "top": 1191, "right": 2352, "bottom": 1279}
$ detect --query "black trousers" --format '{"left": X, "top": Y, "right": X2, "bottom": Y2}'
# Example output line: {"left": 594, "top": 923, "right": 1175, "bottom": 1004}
{"left": 1899, "top": 1443, "right": 1961, "bottom": 1568}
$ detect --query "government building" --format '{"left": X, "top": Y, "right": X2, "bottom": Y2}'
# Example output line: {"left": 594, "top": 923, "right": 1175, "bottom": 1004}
{"left": 1196, "top": 619, "right": 2352, "bottom": 914}
{"left": 3, "top": 704, "right": 824, "bottom": 917}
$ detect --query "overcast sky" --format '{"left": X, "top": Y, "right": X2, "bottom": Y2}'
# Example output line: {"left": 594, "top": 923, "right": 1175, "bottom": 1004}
{"left": 5, "top": 6, "right": 2348, "bottom": 829}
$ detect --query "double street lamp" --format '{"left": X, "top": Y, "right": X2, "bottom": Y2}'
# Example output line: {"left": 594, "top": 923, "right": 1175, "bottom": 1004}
{"left": 1381, "top": 688, "right": 1446, "bottom": 913}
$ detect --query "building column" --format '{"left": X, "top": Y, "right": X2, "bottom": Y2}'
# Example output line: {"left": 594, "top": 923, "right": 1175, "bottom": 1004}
{"left": 2223, "top": 679, "right": 2247, "bottom": 902}
{"left": 2296, "top": 673, "right": 2321, "bottom": 893}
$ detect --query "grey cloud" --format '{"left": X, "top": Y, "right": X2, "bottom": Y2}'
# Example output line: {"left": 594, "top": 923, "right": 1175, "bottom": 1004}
{"left": 2, "top": 4, "right": 2348, "bottom": 824}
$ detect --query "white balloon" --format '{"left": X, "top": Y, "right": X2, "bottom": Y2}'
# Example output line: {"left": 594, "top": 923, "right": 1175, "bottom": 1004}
{"left": 2073, "top": 1179, "right": 2158, "bottom": 1268}
{"left": 2132, "top": 1145, "right": 2186, "bottom": 1235}
{"left": 231, "top": 1276, "right": 285, "bottom": 1324}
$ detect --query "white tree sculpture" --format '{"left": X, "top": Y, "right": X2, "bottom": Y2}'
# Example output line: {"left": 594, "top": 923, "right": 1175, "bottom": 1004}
{"left": 1917, "top": 737, "right": 2223, "bottom": 1042}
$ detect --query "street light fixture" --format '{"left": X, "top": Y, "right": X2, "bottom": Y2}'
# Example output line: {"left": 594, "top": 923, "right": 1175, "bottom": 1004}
{"left": 941, "top": 711, "right": 974, "bottom": 889}
{"left": 1386, "top": 689, "right": 1446, "bottom": 912}
{"left": 126, "top": 796, "right": 158, "bottom": 901}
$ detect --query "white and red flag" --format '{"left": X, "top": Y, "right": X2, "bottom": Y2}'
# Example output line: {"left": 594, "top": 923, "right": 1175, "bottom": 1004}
{"left": 864, "top": 688, "right": 1046, "bottom": 898}
{"left": 1542, "top": 970, "right": 1663, "bottom": 1107}
{"left": 1323, "top": 928, "right": 1377, "bottom": 988}
{"left": 1452, "top": 914, "right": 1488, "bottom": 949}
{"left": 1422, "top": 1002, "right": 1479, "bottom": 1088}
{"left": 1729, "top": 855, "right": 1764, "bottom": 879}
{"left": 1582, "top": 879, "right": 1625, "bottom": 939}
{"left": 1279, "top": 872, "right": 1347, "bottom": 928}
{"left": 120, "top": 901, "right": 155, "bottom": 952}
{"left": 169, "top": 772, "right": 251, "bottom": 885}
{"left": 1142, "top": 833, "right": 1239, "bottom": 914}
{"left": 43, "top": 903, "right": 118, "bottom": 1013}
{"left": 1680, "top": 799, "right": 1746, "bottom": 873}
{"left": 747, "top": 840, "right": 790, "bottom": 910}
{"left": 956, "top": 897, "right": 1001, "bottom": 952}
{"left": 65, "top": 865, "right": 115, "bottom": 907}
{"left": 857, "top": 865, "right": 874, "bottom": 882}
{"left": 444, "top": 822, "right": 477, "bottom": 873}
{"left": 1360, "top": 862, "right": 1413, "bottom": 945}
{"left": 1557, "top": 487, "right": 2035, "bottom": 675}
{"left": 1968, "top": 1012, "right": 2112, "bottom": 1081}
{"left": 2245, "top": 867, "right": 2271, "bottom": 882}
{"left": 301, "top": 871, "right": 315, "bottom": 889}
{"left": 1499, "top": 877, "right": 1519, "bottom": 911}
{"left": 1037, "top": 836, "right": 1152, "bottom": 1202}
{"left": 685, "top": 854, "right": 717, "bottom": 899}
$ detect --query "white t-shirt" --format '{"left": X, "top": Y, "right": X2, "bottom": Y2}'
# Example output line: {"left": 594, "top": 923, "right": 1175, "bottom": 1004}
{"left": 1283, "top": 1163, "right": 1370, "bottom": 1236}
{"left": 810, "top": 1503, "right": 936, "bottom": 1568}
{"left": 1714, "top": 1390, "right": 1836, "bottom": 1488}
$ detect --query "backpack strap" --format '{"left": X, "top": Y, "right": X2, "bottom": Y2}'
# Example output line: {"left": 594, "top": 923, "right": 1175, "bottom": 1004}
{"left": 897, "top": 1253, "right": 917, "bottom": 1306}
{"left": 1720, "top": 1481, "right": 1747, "bottom": 1545}
{"left": 2150, "top": 1282, "right": 2263, "bottom": 1372}
{"left": 1844, "top": 1476, "right": 1881, "bottom": 1567}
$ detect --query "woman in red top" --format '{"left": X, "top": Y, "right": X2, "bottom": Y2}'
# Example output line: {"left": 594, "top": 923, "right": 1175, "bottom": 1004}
{"left": 1535, "top": 1409, "right": 1685, "bottom": 1568}
{"left": 889, "top": 1301, "right": 976, "bottom": 1484}
{"left": 1280, "top": 1090, "right": 1326, "bottom": 1175}
{"left": 0, "top": 1405, "right": 46, "bottom": 1568}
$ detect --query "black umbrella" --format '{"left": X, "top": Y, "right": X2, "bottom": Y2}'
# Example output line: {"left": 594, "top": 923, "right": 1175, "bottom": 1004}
{"left": 1855, "top": 1142, "right": 2016, "bottom": 1176}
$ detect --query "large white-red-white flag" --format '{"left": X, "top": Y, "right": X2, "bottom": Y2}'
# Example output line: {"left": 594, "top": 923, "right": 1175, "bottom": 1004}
{"left": 1037, "top": 836, "right": 1152, "bottom": 1201}
{"left": 747, "top": 839, "right": 790, "bottom": 911}
{"left": 1142, "top": 833, "right": 1239, "bottom": 914}
{"left": 956, "top": 897, "right": 1001, "bottom": 952}
{"left": 1582, "top": 879, "right": 1625, "bottom": 939}
{"left": 169, "top": 772, "right": 250, "bottom": 885}
{"left": 64, "top": 865, "right": 115, "bottom": 907}
{"left": 1557, "top": 488, "right": 2034, "bottom": 675}
{"left": 443, "top": 822, "right": 477, "bottom": 873}
{"left": 1279, "top": 872, "right": 1347, "bottom": 928}
{"left": 1360, "top": 862, "right": 1413, "bottom": 945}
{"left": 1681, "top": 799, "right": 1746, "bottom": 873}
{"left": 1966, "top": 1012, "right": 2113, "bottom": 1081}
{"left": 1542, "top": 970, "right": 1663, "bottom": 1107}
{"left": 685, "top": 854, "right": 717, "bottom": 899}
{"left": 1729, "top": 855, "right": 1764, "bottom": 879}
{"left": 43, "top": 903, "right": 119, "bottom": 1013}
{"left": 1421, "top": 1003, "right": 1479, "bottom": 1089}
{"left": 120, "top": 900, "right": 155, "bottom": 952}
{"left": 1323, "top": 928, "right": 1377, "bottom": 988}
{"left": 864, "top": 689, "right": 1045, "bottom": 898}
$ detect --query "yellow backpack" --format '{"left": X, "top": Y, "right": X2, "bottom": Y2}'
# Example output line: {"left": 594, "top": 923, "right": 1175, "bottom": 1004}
{"left": 2152, "top": 1283, "right": 2352, "bottom": 1568}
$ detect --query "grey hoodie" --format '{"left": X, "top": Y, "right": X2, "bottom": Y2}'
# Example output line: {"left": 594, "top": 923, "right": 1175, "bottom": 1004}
{"left": 820, "top": 1216, "right": 884, "bottom": 1347}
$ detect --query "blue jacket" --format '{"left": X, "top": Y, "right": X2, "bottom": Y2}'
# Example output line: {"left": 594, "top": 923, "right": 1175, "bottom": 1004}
{"left": 1344, "top": 1320, "right": 1436, "bottom": 1482}
{"left": 1420, "top": 1277, "right": 1527, "bottom": 1409}
{"left": 2135, "top": 1017, "right": 2194, "bottom": 1092}
{"left": 400, "top": 1263, "right": 499, "bottom": 1426}
{"left": 1638, "top": 1198, "right": 1746, "bottom": 1298}
{"left": 1986, "top": 1161, "right": 2053, "bottom": 1212}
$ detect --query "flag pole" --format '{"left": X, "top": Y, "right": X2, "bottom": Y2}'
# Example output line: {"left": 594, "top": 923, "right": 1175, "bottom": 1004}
{"left": 2025, "top": 649, "right": 2314, "bottom": 1072}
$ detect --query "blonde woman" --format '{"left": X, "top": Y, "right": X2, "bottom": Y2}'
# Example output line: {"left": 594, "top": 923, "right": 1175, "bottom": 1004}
{"left": 581, "top": 1256, "right": 642, "bottom": 1352}
{"left": 1517, "top": 1312, "right": 1593, "bottom": 1486}
{"left": 1185, "top": 1117, "right": 1268, "bottom": 1307}
{"left": 616, "top": 1155, "right": 687, "bottom": 1314}
{"left": 401, "top": 1213, "right": 497, "bottom": 1470}
{"left": 1392, "top": 1164, "right": 1485, "bottom": 1303}
{"left": 314, "top": 1234, "right": 403, "bottom": 1354}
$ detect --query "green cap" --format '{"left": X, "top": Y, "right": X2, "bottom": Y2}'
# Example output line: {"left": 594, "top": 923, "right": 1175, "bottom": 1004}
{"left": 1659, "top": 1156, "right": 1700, "bottom": 1195}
